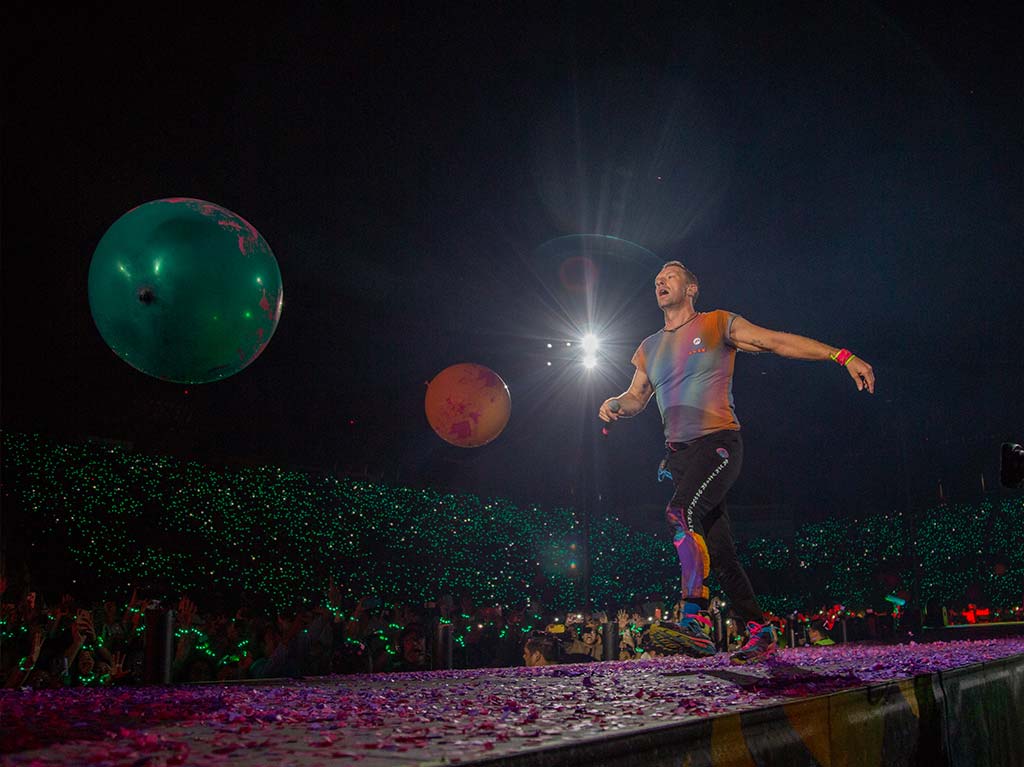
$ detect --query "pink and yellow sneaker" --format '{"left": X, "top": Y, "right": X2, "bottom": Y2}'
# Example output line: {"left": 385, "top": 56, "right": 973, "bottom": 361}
{"left": 729, "top": 621, "right": 778, "bottom": 665}
{"left": 649, "top": 614, "right": 717, "bottom": 658}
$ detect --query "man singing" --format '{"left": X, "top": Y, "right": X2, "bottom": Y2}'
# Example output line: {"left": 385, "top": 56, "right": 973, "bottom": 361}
{"left": 598, "top": 261, "right": 874, "bottom": 663}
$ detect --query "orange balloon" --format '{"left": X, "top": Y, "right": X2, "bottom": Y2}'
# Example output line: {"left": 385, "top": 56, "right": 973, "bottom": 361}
{"left": 425, "top": 363, "right": 511, "bottom": 447}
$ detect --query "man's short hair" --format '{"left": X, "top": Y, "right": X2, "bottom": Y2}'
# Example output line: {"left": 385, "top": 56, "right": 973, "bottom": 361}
{"left": 399, "top": 623, "right": 426, "bottom": 643}
{"left": 661, "top": 261, "right": 698, "bottom": 303}
{"left": 524, "top": 635, "right": 559, "bottom": 662}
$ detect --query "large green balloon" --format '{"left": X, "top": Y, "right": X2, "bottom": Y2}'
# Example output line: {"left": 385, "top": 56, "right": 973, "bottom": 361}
{"left": 88, "top": 198, "right": 283, "bottom": 384}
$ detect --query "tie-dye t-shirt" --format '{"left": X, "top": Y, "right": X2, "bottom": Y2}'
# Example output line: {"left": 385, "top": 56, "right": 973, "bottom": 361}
{"left": 631, "top": 310, "right": 741, "bottom": 443}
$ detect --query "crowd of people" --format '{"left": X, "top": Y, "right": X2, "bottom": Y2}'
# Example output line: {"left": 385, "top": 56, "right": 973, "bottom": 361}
{"left": 7, "top": 571, "right": 1013, "bottom": 689}
{"left": 5, "top": 432, "right": 1023, "bottom": 638}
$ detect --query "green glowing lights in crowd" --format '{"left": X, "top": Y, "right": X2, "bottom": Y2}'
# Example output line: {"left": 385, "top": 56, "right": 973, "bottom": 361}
{"left": 2, "top": 432, "right": 1023, "bottom": 614}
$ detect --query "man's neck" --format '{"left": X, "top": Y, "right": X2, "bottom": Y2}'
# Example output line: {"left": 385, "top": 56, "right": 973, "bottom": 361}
{"left": 662, "top": 305, "right": 698, "bottom": 330}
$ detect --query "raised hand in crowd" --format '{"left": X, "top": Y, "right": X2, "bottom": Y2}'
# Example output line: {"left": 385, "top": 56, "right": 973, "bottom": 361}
{"left": 47, "top": 595, "right": 69, "bottom": 631}
{"left": 171, "top": 605, "right": 204, "bottom": 681}
{"left": 177, "top": 596, "right": 197, "bottom": 629}
{"left": 617, "top": 609, "right": 629, "bottom": 631}
{"left": 16, "top": 591, "right": 40, "bottom": 624}
{"left": 65, "top": 609, "right": 95, "bottom": 671}
{"left": 72, "top": 609, "right": 96, "bottom": 644}
{"left": 108, "top": 651, "right": 131, "bottom": 682}
{"left": 125, "top": 589, "right": 145, "bottom": 628}
{"left": 4, "top": 628, "right": 46, "bottom": 688}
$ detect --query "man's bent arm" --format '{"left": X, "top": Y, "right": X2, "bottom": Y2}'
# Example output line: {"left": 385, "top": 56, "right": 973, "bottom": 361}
{"left": 618, "top": 365, "right": 654, "bottom": 415}
{"left": 600, "top": 366, "right": 654, "bottom": 420}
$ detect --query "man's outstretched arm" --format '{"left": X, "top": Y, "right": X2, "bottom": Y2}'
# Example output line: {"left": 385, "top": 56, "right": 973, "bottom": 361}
{"left": 729, "top": 316, "right": 875, "bottom": 393}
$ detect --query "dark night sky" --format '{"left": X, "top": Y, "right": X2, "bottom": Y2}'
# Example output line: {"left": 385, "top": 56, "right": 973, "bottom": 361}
{"left": 3, "top": 3, "right": 1022, "bottom": 524}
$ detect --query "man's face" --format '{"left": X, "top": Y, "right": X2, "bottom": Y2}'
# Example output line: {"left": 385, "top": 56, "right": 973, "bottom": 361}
{"left": 581, "top": 626, "right": 598, "bottom": 645}
{"left": 523, "top": 648, "right": 543, "bottom": 667}
{"left": 402, "top": 633, "right": 426, "bottom": 664}
{"left": 655, "top": 266, "right": 690, "bottom": 308}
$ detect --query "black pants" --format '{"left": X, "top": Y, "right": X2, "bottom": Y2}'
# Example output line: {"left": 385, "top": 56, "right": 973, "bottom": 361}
{"left": 664, "top": 429, "right": 762, "bottom": 624}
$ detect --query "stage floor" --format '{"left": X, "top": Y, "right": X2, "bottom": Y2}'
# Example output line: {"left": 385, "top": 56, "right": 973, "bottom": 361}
{"left": 3, "top": 638, "right": 1024, "bottom": 766}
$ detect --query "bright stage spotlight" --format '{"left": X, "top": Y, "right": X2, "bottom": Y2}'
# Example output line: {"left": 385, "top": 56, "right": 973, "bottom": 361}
{"left": 581, "top": 333, "right": 599, "bottom": 354}
{"left": 583, "top": 355, "right": 597, "bottom": 369}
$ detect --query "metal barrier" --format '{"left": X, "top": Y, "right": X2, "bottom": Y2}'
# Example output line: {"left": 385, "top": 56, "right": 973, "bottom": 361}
{"left": 433, "top": 622, "right": 453, "bottom": 670}
{"left": 143, "top": 609, "right": 174, "bottom": 684}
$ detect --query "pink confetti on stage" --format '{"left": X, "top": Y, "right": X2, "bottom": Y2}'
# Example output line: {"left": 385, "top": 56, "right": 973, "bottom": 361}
{"left": 3, "top": 638, "right": 1023, "bottom": 765}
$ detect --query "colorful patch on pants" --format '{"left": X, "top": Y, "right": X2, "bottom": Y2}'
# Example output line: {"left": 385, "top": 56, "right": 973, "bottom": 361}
{"left": 673, "top": 529, "right": 711, "bottom": 600}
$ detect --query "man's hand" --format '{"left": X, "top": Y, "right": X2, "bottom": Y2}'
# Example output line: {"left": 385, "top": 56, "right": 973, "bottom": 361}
{"left": 598, "top": 398, "right": 623, "bottom": 423}
{"left": 846, "top": 356, "right": 875, "bottom": 394}
{"left": 76, "top": 610, "right": 95, "bottom": 642}
{"left": 109, "top": 651, "right": 131, "bottom": 681}
{"left": 598, "top": 367, "right": 653, "bottom": 422}
{"left": 124, "top": 589, "right": 143, "bottom": 627}
{"left": 177, "top": 597, "right": 197, "bottom": 629}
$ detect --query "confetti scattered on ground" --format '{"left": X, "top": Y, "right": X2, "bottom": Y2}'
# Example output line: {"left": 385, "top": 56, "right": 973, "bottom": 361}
{"left": 3, "top": 638, "right": 1023, "bottom": 766}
